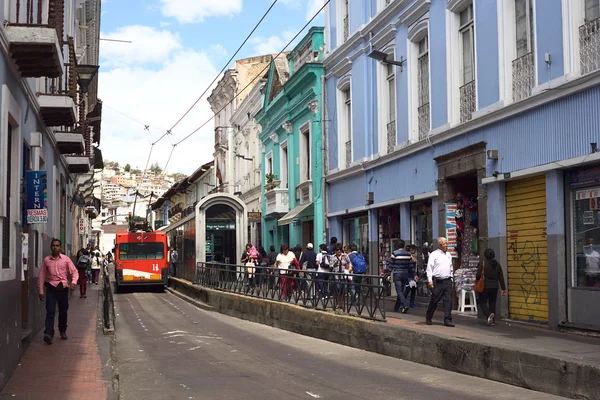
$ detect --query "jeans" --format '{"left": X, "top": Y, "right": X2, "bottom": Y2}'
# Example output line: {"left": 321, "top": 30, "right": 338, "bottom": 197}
{"left": 478, "top": 288, "right": 499, "bottom": 318}
{"left": 403, "top": 282, "right": 417, "bottom": 307}
{"left": 91, "top": 269, "right": 100, "bottom": 284}
{"left": 44, "top": 282, "right": 70, "bottom": 336}
{"left": 426, "top": 278, "right": 453, "bottom": 323}
{"left": 351, "top": 273, "right": 364, "bottom": 301}
{"left": 393, "top": 273, "right": 409, "bottom": 310}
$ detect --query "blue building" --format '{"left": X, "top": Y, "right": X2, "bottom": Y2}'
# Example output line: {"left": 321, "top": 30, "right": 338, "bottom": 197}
{"left": 323, "top": 0, "right": 600, "bottom": 330}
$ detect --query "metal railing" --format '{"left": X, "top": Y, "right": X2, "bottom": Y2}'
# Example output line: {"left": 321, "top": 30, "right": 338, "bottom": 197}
{"left": 345, "top": 140, "right": 352, "bottom": 168}
{"left": 386, "top": 120, "right": 396, "bottom": 153}
{"left": 214, "top": 127, "right": 228, "bottom": 149}
{"left": 195, "top": 262, "right": 386, "bottom": 321}
{"left": 580, "top": 17, "right": 600, "bottom": 75}
{"left": 7, "top": 0, "right": 65, "bottom": 45}
{"left": 343, "top": 16, "right": 349, "bottom": 41}
{"left": 418, "top": 103, "right": 430, "bottom": 140}
{"left": 459, "top": 80, "right": 476, "bottom": 123}
{"left": 512, "top": 51, "right": 535, "bottom": 102}
{"left": 292, "top": 38, "right": 313, "bottom": 73}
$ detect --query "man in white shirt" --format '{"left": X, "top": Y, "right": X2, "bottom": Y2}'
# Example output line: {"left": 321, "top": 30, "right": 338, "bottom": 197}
{"left": 425, "top": 237, "right": 455, "bottom": 327}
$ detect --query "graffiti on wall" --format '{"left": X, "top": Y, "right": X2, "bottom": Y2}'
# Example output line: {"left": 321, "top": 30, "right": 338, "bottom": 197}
{"left": 509, "top": 231, "right": 543, "bottom": 306}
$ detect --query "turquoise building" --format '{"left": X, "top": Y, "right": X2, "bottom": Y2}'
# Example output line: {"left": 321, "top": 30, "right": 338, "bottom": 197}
{"left": 257, "top": 27, "right": 325, "bottom": 252}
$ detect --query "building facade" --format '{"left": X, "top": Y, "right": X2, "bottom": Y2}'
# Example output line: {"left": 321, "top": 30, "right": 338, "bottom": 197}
{"left": 0, "top": 0, "right": 103, "bottom": 390}
{"left": 324, "top": 0, "right": 600, "bottom": 330}
{"left": 257, "top": 27, "right": 325, "bottom": 252}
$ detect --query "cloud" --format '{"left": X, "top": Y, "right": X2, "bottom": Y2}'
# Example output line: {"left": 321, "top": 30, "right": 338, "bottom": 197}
{"left": 100, "top": 25, "right": 180, "bottom": 67}
{"left": 306, "top": 0, "right": 324, "bottom": 20}
{"left": 250, "top": 29, "right": 297, "bottom": 55}
{"left": 158, "top": 0, "right": 242, "bottom": 24}
{"left": 99, "top": 26, "right": 220, "bottom": 174}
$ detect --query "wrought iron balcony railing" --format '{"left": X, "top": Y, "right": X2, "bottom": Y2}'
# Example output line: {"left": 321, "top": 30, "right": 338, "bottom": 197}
{"left": 418, "top": 103, "right": 430, "bottom": 141}
{"left": 459, "top": 80, "right": 476, "bottom": 123}
{"left": 343, "top": 16, "right": 349, "bottom": 41}
{"left": 580, "top": 17, "right": 600, "bottom": 75}
{"left": 386, "top": 121, "right": 396, "bottom": 154}
{"left": 512, "top": 51, "right": 535, "bottom": 102}
{"left": 345, "top": 140, "right": 352, "bottom": 168}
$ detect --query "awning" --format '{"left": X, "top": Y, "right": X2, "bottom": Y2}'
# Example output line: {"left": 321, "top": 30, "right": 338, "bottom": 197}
{"left": 161, "top": 212, "right": 195, "bottom": 233}
{"left": 278, "top": 202, "right": 313, "bottom": 226}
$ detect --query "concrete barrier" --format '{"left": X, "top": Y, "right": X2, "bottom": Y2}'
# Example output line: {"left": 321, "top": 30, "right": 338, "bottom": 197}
{"left": 169, "top": 277, "right": 600, "bottom": 400}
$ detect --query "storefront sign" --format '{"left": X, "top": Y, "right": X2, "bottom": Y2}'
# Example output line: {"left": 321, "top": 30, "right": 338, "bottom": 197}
{"left": 583, "top": 211, "right": 595, "bottom": 225}
{"left": 78, "top": 218, "right": 86, "bottom": 234}
{"left": 569, "top": 166, "right": 600, "bottom": 186}
{"left": 206, "top": 222, "right": 235, "bottom": 230}
{"left": 247, "top": 211, "right": 262, "bottom": 219}
{"left": 445, "top": 203, "right": 458, "bottom": 258}
{"left": 26, "top": 170, "right": 48, "bottom": 224}
{"left": 206, "top": 241, "right": 213, "bottom": 254}
{"left": 292, "top": 218, "right": 301, "bottom": 227}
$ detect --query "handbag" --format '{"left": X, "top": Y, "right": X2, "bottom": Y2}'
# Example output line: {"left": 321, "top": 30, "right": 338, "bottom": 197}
{"left": 474, "top": 259, "right": 485, "bottom": 294}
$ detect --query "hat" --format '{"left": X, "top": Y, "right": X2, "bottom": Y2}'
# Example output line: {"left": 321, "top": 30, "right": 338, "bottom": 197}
{"left": 307, "top": 243, "right": 313, "bottom": 249}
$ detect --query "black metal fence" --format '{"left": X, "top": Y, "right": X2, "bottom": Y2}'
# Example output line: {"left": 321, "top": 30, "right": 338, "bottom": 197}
{"left": 195, "top": 262, "right": 386, "bottom": 321}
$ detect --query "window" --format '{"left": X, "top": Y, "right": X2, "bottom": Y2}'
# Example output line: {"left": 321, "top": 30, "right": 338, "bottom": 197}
{"left": 417, "top": 36, "right": 430, "bottom": 139}
{"left": 118, "top": 242, "right": 165, "bottom": 260}
{"left": 1, "top": 123, "right": 13, "bottom": 269}
{"left": 343, "top": 0, "right": 349, "bottom": 42}
{"left": 571, "top": 186, "right": 600, "bottom": 289}
{"left": 344, "top": 88, "right": 352, "bottom": 168}
{"left": 300, "top": 124, "right": 311, "bottom": 182}
{"left": 459, "top": 4, "right": 476, "bottom": 123}
{"left": 586, "top": 0, "right": 600, "bottom": 21}
{"left": 581, "top": 0, "right": 600, "bottom": 74}
{"left": 512, "top": 0, "right": 536, "bottom": 102}
{"left": 280, "top": 140, "right": 289, "bottom": 189}
{"left": 265, "top": 151, "right": 273, "bottom": 179}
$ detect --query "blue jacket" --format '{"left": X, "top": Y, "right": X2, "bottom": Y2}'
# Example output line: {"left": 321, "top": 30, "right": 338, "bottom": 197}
{"left": 388, "top": 249, "right": 415, "bottom": 276}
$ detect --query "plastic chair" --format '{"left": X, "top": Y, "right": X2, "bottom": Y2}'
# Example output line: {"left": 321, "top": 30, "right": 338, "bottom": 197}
{"left": 459, "top": 289, "right": 477, "bottom": 313}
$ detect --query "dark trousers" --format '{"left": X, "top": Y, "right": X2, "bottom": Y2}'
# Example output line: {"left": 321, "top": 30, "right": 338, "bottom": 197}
{"left": 478, "top": 288, "right": 498, "bottom": 318}
{"left": 426, "top": 278, "right": 453, "bottom": 323}
{"left": 393, "top": 273, "right": 408, "bottom": 310}
{"left": 45, "top": 283, "right": 70, "bottom": 336}
{"left": 91, "top": 269, "right": 100, "bottom": 284}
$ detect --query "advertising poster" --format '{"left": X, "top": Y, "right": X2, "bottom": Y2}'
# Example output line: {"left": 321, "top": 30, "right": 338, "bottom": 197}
{"left": 445, "top": 203, "right": 458, "bottom": 258}
{"left": 26, "top": 170, "right": 48, "bottom": 224}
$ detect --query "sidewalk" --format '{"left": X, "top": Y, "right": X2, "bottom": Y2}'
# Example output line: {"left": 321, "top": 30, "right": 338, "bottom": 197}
{"left": 1, "top": 285, "right": 111, "bottom": 400}
{"left": 384, "top": 302, "right": 600, "bottom": 368}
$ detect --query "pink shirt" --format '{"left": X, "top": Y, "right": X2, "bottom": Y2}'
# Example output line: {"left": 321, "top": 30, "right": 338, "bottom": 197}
{"left": 38, "top": 254, "right": 79, "bottom": 295}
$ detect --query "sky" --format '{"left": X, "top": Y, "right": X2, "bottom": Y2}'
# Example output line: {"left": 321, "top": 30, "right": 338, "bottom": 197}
{"left": 98, "top": 0, "right": 324, "bottom": 175}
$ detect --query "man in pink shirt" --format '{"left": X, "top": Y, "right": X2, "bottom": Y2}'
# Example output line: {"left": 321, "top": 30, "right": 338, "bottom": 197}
{"left": 38, "top": 238, "right": 79, "bottom": 344}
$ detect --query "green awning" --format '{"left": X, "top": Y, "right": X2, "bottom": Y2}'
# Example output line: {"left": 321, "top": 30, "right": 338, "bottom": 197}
{"left": 278, "top": 202, "right": 313, "bottom": 226}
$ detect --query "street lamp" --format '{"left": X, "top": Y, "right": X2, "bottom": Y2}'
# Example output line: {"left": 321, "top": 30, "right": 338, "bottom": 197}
{"left": 367, "top": 49, "right": 406, "bottom": 72}
{"left": 77, "top": 65, "right": 100, "bottom": 94}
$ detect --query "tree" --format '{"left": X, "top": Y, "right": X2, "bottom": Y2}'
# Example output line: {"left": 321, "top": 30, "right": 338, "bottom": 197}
{"left": 114, "top": 162, "right": 120, "bottom": 169}
{"left": 170, "top": 172, "right": 186, "bottom": 182}
{"left": 149, "top": 162, "right": 162, "bottom": 175}
{"left": 124, "top": 163, "right": 131, "bottom": 172}
{"left": 131, "top": 168, "right": 142, "bottom": 175}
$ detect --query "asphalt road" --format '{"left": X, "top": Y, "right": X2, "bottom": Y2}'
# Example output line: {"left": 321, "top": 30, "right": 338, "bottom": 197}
{"left": 114, "top": 290, "right": 566, "bottom": 400}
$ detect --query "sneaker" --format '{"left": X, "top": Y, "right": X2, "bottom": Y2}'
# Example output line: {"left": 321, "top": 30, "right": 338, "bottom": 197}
{"left": 487, "top": 313, "right": 495, "bottom": 326}
{"left": 43, "top": 334, "right": 53, "bottom": 345}
{"left": 60, "top": 332, "right": 68, "bottom": 340}
{"left": 83, "top": 295, "right": 87, "bottom": 298}
{"left": 80, "top": 295, "right": 83, "bottom": 298}
{"left": 401, "top": 307, "right": 409, "bottom": 314}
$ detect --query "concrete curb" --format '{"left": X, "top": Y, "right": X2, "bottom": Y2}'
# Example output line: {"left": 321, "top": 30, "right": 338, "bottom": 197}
{"left": 169, "top": 278, "right": 600, "bottom": 400}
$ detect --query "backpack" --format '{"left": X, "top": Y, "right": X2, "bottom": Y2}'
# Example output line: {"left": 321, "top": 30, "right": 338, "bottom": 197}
{"left": 350, "top": 253, "right": 367, "bottom": 274}
{"left": 77, "top": 255, "right": 91, "bottom": 271}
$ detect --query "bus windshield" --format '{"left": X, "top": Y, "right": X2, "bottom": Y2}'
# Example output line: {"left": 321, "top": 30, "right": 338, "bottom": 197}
{"left": 118, "top": 242, "right": 165, "bottom": 260}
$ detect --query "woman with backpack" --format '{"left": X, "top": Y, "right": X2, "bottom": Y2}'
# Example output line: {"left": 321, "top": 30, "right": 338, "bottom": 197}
{"left": 76, "top": 249, "right": 92, "bottom": 298}
{"left": 90, "top": 248, "right": 102, "bottom": 285}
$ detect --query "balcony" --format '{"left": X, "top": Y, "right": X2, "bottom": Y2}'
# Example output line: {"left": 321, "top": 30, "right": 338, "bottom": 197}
{"left": 292, "top": 38, "right": 313, "bottom": 73}
{"left": 5, "top": 0, "right": 64, "bottom": 78}
{"left": 459, "top": 80, "right": 476, "bottom": 123}
{"left": 214, "top": 127, "right": 228, "bottom": 150}
{"left": 265, "top": 188, "right": 289, "bottom": 218}
{"left": 54, "top": 131, "right": 84, "bottom": 154}
{"left": 65, "top": 156, "right": 90, "bottom": 174}
{"left": 296, "top": 180, "right": 312, "bottom": 205}
{"left": 512, "top": 52, "right": 535, "bottom": 102}
{"left": 345, "top": 140, "right": 352, "bottom": 168}
{"left": 386, "top": 121, "right": 396, "bottom": 153}
{"left": 580, "top": 17, "right": 600, "bottom": 75}
{"left": 343, "top": 16, "right": 349, "bottom": 42}
{"left": 418, "top": 103, "right": 430, "bottom": 141}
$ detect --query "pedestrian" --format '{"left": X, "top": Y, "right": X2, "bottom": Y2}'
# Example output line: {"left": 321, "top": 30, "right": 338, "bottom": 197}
{"left": 298, "top": 243, "right": 317, "bottom": 297}
{"left": 425, "top": 237, "right": 455, "bottom": 327}
{"left": 170, "top": 247, "right": 179, "bottom": 277}
{"left": 316, "top": 244, "right": 332, "bottom": 299}
{"left": 403, "top": 244, "right": 419, "bottom": 308}
{"left": 347, "top": 244, "right": 367, "bottom": 304}
{"left": 388, "top": 240, "right": 418, "bottom": 313}
{"left": 38, "top": 239, "right": 79, "bottom": 344}
{"left": 90, "top": 248, "right": 102, "bottom": 284}
{"left": 331, "top": 245, "right": 348, "bottom": 309}
{"left": 266, "top": 245, "right": 278, "bottom": 289}
{"left": 326, "top": 237, "right": 338, "bottom": 255}
{"left": 274, "top": 244, "right": 296, "bottom": 299}
{"left": 476, "top": 248, "right": 507, "bottom": 326}
{"left": 76, "top": 249, "right": 92, "bottom": 299}
{"left": 241, "top": 244, "right": 257, "bottom": 289}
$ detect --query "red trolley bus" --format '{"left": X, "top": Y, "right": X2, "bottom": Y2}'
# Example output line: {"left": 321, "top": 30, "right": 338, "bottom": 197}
{"left": 114, "top": 230, "right": 168, "bottom": 291}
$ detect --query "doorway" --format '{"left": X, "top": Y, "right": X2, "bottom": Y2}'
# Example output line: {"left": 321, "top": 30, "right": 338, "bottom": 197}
{"left": 205, "top": 203, "right": 237, "bottom": 264}
{"left": 302, "top": 220, "right": 314, "bottom": 247}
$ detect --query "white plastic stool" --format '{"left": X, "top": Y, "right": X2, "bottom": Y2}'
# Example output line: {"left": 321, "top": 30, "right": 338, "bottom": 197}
{"left": 459, "top": 289, "right": 478, "bottom": 313}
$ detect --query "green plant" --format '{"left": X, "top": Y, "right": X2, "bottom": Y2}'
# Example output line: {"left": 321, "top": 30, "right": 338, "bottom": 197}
{"left": 265, "top": 173, "right": 276, "bottom": 184}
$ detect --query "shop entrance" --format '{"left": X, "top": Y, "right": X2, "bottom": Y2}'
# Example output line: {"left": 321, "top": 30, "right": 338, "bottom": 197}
{"left": 410, "top": 200, "right": 433, "bottom": 298}
{"left": 302, "top": 220, "right": 314, "bottom": 246}
{"left": 205, "top": 204, "right": 237, "bottom": 264}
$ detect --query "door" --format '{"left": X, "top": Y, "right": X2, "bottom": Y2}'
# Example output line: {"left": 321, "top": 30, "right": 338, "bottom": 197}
{"left": 506, "top": 175, "right": 548, "bottom": 322}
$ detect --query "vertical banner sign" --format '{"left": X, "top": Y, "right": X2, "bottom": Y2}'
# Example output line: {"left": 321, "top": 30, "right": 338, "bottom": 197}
{"left": 445, "top": 203, "right": 458, "bottom": 258}
{"left": 78, "top": 218, "right": 86, "bottom": 234}
{"left": 26, "top": 170, "right": 48, "bottom": 224}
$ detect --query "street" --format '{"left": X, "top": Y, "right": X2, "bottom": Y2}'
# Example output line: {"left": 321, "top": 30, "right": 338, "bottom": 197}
{"left": 114, "top": 290, "right": 565, "bottom": 400}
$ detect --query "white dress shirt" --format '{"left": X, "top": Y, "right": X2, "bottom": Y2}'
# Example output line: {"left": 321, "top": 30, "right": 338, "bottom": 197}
{"left": 426, "top": 249, "right": 453, "bottom": 282}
